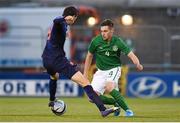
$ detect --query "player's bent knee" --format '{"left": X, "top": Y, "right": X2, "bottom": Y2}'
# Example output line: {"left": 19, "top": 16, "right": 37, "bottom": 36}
{"left": 77, "top": 76, "right": 90, "bottom": 87}
{"left": 105, "top": 82, "right": 115, "bottom": 93}
{"left": 50, "top": 73, "right": 59, "bottom": 80}
{"left": 71, "top": 71, "right": 90, "bottom": 87}
{"left": 81, "top": 80, "right": 90, "bottom": 87}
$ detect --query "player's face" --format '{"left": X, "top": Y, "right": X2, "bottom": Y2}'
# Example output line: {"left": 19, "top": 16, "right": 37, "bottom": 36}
{"left": 65, "top": 16, "right": 77, "bottom": 25}
{"left": 100, "top": 26, "right": 114, "bottom": 41}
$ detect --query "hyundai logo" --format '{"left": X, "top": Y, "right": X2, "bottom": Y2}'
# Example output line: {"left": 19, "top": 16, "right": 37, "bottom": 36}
{"left": 129, "top": 77, "right": 167, "bottom": 98}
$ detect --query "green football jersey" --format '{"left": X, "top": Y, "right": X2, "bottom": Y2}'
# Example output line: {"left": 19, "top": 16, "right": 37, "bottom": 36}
{"left": 88, "top": 35, "right": 131, "bottom": 70}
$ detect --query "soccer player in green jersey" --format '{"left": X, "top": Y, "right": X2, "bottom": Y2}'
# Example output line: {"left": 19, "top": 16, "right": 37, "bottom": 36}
{"left": 84, "top": 19, "right": 143, "bottom": 117}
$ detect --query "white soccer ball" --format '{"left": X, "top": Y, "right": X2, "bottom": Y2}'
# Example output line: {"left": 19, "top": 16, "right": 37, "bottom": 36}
{"left": 51, "top": 99, "right": 67, "bottom": 116}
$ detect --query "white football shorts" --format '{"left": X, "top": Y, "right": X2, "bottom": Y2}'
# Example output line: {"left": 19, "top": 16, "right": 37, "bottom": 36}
{"left": 91, "top": 66, "right": 121, "bottom": 95}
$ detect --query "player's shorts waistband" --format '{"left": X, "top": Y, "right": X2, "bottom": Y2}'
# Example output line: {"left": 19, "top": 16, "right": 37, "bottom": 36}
{"left": 97, "top": 66, "right": 121, "bottom": 72}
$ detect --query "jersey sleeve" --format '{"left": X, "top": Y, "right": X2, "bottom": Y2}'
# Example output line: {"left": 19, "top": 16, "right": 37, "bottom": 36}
{"left": 53, "top": 17, "right": 65, "bottom": 25}
{"left": 88, "top": 39, "right": 96, "bottom": 54}
{"left": 118, "top": 37, "right": 131, "bottom": 55}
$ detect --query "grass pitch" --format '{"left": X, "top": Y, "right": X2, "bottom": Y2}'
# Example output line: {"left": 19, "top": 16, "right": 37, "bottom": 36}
{"left": 0, "top": 97, "right": 180, "bottom": 122}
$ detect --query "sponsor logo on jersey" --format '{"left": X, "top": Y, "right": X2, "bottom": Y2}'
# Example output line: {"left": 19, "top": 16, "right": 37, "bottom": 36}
{"left": 99, "top": 46, "right": 103, "bottom": 49}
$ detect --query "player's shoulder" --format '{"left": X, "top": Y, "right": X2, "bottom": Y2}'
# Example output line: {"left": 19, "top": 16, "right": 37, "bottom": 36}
{"left": 92, "top": 35, "right": 101, "bottom": 42}
{"left": 113, "top": 35, "right": 124, "bottom": 42}
{"left": 53, "top": 16, "right": 65, "bottom": 24}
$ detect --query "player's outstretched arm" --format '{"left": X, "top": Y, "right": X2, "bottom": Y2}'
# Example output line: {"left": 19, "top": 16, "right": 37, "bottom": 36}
{"left": 127, "top": 51, "right": 143, "bottom": 71}
{"left": 84, "top": 51, "right": 93, "bottom": 78}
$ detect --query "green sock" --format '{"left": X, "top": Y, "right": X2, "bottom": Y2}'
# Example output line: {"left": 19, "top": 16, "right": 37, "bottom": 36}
{"left": 110, "top": 89, "right": 129, "bottom": 111}
{"left": 99, "top": 95, "right": 116, "bottom": 105}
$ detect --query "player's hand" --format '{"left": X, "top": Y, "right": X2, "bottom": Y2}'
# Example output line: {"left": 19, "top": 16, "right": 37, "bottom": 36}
{"left": 136, "top": 64, "right": 143, "bottom": 71}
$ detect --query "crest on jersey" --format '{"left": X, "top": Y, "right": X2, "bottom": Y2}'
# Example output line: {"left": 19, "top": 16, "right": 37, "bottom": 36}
{"left": 99, "top": 46, "right": 103, "bottom": 49}
{"left": 112, "top": 45, "right": 118, "bottom": 51}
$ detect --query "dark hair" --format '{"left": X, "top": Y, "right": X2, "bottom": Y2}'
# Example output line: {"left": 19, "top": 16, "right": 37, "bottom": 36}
{"left": 100, "top": 19, "right": 114, "bottom": 28}
{"left": 62, "top": 6, "right": 79, "bottom": 17}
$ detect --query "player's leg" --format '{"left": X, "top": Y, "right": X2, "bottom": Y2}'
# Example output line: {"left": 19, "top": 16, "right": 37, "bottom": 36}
{"left": 71, "top": 71, "right": 118, "bottom": 117}
{"left": 91, "top": 70, "right": 116, "bottom": 105}
{"left": 90, "top": 71, "right": 118, "bottom": 106}
{"left": 108, "top": 88, "right": 133, "bottom": 116}
{"left": 99, "top": 94, "right": 120, "bottom": 116}
{"left": 105, "top": 82, "right": 129, "bottom": 111}
{"left": 99, "top": 95, "right": 116, "bottom": 105}
{"left": 55, "top": 58, "right": 118, "bottom": 116}
{"left": 105, "top": 67, "right": 133, "bottom": 116}
{"left": 42, "top": 59, "right": 58, "bottom": 105}
{"left": 49, "top": 73, "right": 59, "bottom": 102}
{"left": 90, "top": 69, "right": 120, "bottom": 116}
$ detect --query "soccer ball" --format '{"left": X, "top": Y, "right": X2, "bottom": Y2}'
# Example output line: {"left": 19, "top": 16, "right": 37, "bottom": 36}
{"left": 51, "top": 99, "right": 67, "bottom": 116}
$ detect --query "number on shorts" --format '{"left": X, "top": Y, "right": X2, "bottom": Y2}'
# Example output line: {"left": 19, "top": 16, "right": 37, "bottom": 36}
{"left": 109, "top": 71, "right": 113, "bottom": 77}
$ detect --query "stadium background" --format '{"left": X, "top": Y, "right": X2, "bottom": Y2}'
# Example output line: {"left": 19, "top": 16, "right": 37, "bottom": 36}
{"left": 0, "top": 0, "right": 180, "bottom": 122}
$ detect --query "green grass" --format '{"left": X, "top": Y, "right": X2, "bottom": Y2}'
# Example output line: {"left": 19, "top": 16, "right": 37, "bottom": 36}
{"left": 0, "top": 97, "right": 180, "bottom": 122}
